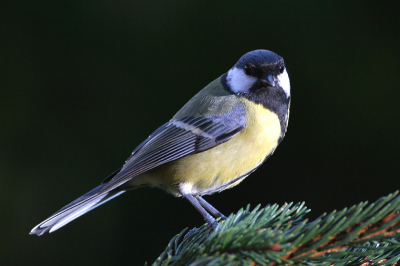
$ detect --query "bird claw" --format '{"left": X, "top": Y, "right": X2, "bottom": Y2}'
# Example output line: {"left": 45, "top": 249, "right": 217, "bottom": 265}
{"left": 184, "top": 227, "right": 199, "bottom": 239}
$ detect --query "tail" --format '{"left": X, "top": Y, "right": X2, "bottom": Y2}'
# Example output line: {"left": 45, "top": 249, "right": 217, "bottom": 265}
{"left": 30, "top": 184, "right": 125, "bottom": 236}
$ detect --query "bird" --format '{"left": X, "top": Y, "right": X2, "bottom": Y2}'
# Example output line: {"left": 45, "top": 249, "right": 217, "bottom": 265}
{"left": 30, "top": 49, "right": 291, "bottom": 235}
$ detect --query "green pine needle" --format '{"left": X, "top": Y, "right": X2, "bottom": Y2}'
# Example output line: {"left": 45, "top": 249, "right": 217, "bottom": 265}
{"left": 150, "top": 191, "right": 400, "bottom": 266}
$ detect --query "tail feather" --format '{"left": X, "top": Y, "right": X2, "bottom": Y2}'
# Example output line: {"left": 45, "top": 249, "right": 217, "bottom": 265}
{"left": 30, "top": 184, "right": 125, "bottom": 236}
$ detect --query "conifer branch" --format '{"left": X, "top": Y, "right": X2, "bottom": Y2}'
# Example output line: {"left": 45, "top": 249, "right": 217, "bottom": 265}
{"left": 150, "top": 191, "right": 400, "bottom": 266}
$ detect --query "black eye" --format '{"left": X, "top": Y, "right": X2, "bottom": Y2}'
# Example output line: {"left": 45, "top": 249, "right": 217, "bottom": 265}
{"left": 244, "top": 64, "right": 252, "bottom": 76}
{"left": 279, "top": 65, "right": 285, "bottom": 74}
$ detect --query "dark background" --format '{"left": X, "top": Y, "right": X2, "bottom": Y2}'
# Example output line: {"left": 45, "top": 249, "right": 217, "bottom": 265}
{"left": 1, "top": 1, "right": 399, "bottom": 265}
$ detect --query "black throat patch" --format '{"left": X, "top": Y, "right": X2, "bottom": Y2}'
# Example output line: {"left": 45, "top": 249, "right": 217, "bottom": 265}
{"left": 221, "top": 73, "right": 290, "bottom": 142}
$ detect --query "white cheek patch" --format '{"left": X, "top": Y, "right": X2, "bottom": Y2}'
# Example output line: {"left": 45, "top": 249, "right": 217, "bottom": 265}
{"left": 277, "top": 69, "right": 291, "bottom": 98}
{"left": 226, "top": 67, "right": 257, "bottom": 94}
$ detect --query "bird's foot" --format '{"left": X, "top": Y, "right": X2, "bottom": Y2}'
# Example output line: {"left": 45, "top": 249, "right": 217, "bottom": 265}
{"left": 184, "top": 227, "right": 199, "bottom": 239}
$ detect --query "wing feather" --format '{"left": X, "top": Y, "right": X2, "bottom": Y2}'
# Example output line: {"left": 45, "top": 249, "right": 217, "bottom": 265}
{"left": 102, "top": 102, "right": 246, "bottom": 192}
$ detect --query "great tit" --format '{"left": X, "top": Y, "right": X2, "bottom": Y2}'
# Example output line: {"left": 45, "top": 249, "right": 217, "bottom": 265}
{"left": 30, "top": 49, "right": 291, "bottom": 235}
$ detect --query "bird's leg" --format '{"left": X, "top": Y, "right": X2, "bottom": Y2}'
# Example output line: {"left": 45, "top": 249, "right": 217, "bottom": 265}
{"left": 196, "top": 196, "right": 227, "bottom": 219}
{"left": 179, "top": 189, "right": 219, "bottom": 229}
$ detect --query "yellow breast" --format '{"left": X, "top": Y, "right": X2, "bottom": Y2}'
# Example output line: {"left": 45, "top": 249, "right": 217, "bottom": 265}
{"left": 143, "top": 99, "right": 282, "bottom": 195}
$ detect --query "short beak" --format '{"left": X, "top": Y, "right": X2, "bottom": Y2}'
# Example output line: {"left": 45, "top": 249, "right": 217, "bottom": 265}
{"left": 260, "top": 74, "right": 275, "bottom": 87}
